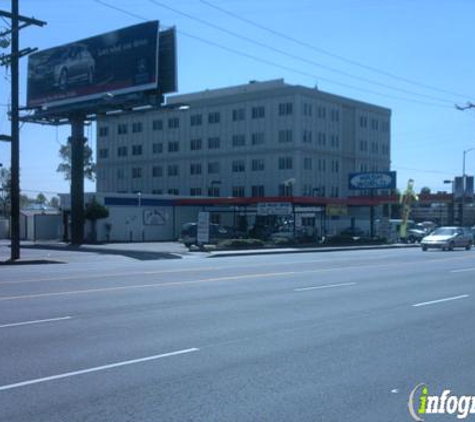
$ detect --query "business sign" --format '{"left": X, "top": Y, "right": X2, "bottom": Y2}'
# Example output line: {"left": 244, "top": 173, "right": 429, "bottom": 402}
{"left": 348, "top": 171, "right": 397, "bottom": 190}
{"left": 197, "top": 212, "right": 210, "bottom": 244}
{"left": 27, "top": 21, "right": 163, "bottom": 109}
{"left": 257, "top": 202, "right": 292, "bottom": 216}
{"left": 326, "top": 204, "right": 348, "bottom": 217}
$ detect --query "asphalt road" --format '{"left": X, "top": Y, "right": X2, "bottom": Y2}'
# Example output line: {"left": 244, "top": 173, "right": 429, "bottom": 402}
{"left": 1, "top": 248, "right": 475, "bottom": 421}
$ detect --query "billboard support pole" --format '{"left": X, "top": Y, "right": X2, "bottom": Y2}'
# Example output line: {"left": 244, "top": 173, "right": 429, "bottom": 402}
{"left": 70, "top": 115, "right": 85, "bottom": 245}
{"left": 370, "top": 189, "right": 375, "bottom": 239}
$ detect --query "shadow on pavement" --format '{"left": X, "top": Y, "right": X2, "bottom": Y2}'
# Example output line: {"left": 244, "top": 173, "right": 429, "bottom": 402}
{"left": 18, "top": 243, "right": 182, "bottom": 261}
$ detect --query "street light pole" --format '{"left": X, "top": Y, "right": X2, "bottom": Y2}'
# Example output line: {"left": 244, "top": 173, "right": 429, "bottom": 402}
{"left": 462, "top": 148, "right": 475, "bottom": 226}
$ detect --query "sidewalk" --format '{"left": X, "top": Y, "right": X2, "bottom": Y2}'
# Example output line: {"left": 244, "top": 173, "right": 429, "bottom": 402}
{"left": 0, "top": 239, "right": 418, "bottom": 265}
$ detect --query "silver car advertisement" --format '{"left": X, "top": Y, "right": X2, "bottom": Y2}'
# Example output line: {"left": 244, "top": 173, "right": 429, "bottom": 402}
{"left": 27, "top": 21, "right": 160, "bottom": 108}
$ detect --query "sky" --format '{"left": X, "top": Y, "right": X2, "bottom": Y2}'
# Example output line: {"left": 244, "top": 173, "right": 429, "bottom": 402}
{"left": 0, "top": 0, "right": 474, "bottom": 199}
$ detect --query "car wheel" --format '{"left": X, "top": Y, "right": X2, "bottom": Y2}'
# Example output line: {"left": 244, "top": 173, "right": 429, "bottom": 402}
{"left": 466, "top": 242, "right": 472, "bottom": 251}
{"left": 422, "top": 245, "right": 428, "bottom": 251}
{"left": 448, "top": 242, "right": 454, "bottom": 251}
{"left": 58, "top": 68, "right": 68, "bottom": 90}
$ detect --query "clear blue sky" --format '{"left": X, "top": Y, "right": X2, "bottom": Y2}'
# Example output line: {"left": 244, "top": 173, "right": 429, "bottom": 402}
{"left": 1, "top": 0, "right": 474, "bottom": 198}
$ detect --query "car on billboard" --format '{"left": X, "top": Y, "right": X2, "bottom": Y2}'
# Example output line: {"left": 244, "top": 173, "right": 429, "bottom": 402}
{"left": 53, "top": 44, "right": 95, "bottom": 90}
{"left": 28, "top": 44, "right": 95, "bottom": 90}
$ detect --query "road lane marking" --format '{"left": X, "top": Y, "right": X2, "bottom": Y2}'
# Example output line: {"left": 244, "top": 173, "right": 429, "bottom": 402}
{"left": 294, "top": 282, "right": 357, "bottom": 292}
{"left": 0, "top": 272, "right": 297, "bottom": 301}
{"left": 412, "top": 294, "right": 470, "bottom": 308}
{"left": 0, "top": 316, "right": 72, "bottom": 329}
{"left": 450, "top": 267, "right": 475, "bottom": 273}
{"left": 0, "top": 348, "right": 199, "bottom": 392}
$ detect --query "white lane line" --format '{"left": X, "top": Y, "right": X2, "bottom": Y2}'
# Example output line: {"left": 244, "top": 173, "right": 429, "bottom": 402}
{"left": 0, "top": 316, "right": 72, "bottom": 329}
{"left": 294, "top": 282, "right": 357, "bottom": 292}
{"left": 451, "top": 267, "right": 475, "bottom": 273}
{"left": 412, "top": 294, "right": 470, "bottom": 308}
{"left": 0, "top": 348, "right": 199, "bottom": 392}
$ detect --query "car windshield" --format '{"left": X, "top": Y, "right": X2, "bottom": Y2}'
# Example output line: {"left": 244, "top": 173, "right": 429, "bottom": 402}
{"left": 432, "top": 228, "right": 456, "bottom": 236}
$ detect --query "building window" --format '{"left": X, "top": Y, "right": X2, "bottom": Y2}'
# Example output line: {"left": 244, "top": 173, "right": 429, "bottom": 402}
{"left": 251, "top": 106, "right": 265, "bottom": 119}
{"left": 359, "top": 116, "right": 368, "bottom": 128}
{"left": 278, "top": 129, "right": 293, "bottom": 143}
{"left": 232, "top": 108, "right": 245, "bottom": 121}
{"left": 98, "top": 126, "right": 109, "bottom": 137}
{"left": 168, "top": 117, "right": 179, "bottom": 129}
{"left": 232, "top": 160, "right": 245, "bottom": 172}
{"left": 168, "top": 141, "right": 179, "bottom": 153}
{"left": 330, "top": 109, "right": 340, "bottom": 122}
{"left": 190, "top": 114, "right": 203, "bottom": 126}
{"left": 251, "top": 132, "right": 265, "bottom": 145}
{"left": 331, "top": 159, "right": 340, "bottom": 173}
{"left": 132, "top": 122, "right": 143, "bottom": 133}
{"left": 152, "top": 143, "right": 163, "bottom": 154}
{"left": 303, "top": 103, "right": 313, "bottom": 116}
{"left": 278, "top": 156, "right": 293, "bottom": 170}
{"left": 317, "top": 132, "right": 326, "bottom": 146}
{"left": 317, "top": 106, "right": 326, "bottom": 119}
{"left": 232, "top": 134, "right": 246, "bottom": 147}
{"left": 278, "top": 184, "right": 293, "bottom": 197}
{"left": 168, "top": 188, "right": 179, "bottom": 195}
{"left": 251, "top": 185, "right": 265, "bottom": 197}
{"left": 190, "top": 138, "right": 202, "bottom": 151}
{"left": 303, "top": 130, "right": 312, "bottom": 143}
{"left": 304, "top": 157, "right": 312, "bottom": 170}
{"left": 251, "top": 159, "right": 265, "bottom": 171}
{"left": 359, "top": 139, "right": 368, "bottom": 152}
{"left": 190, "top": 188, "right": 202, "bottom": 196}
{"left": 208, "top": 137, "right": 220, "bottom": 149}
{"left": 278, "top": 102, "right": 293, "bottom": 116}
{"left": 330, "top": 135, "right": 339, "bottom": 148}
{"left": 117, "top": 168, "right": 125, "bottom": 180}
{"left": 382, "top": 121, "right": 390, "bottom": 132}
{"left": 152, "top": 119, "right": 163, "bottom": 131}
{"left": 208, "top": 112, "right": 220, "bottom": 124}
{"left": 208, "top": 187, "right": 220, "bottom": 197}
{"left": 208, "top": 162, "right": 220, "bottom": 174}
{"left": 132, "top": 145, "right": 142, "bottom": 156}
{"left": 98, "top": 148, "right": 108, "bottom": 159}
{"left": 167, "top": 164, "right": 179, "bottom": 177}
{"left": 152, "top": 189, "right": 163, "bottom": 195}
{"left": 371, "top": 118, "right": 379, "bottom": 131}
{"left": 132, "top": 167, "right": 142, "bottom": 179}
{"left": 232, "top": 186, "right": 245, "bottom": 197}
{"left": 117, "top": 146, "right": 128, "bottom": 157}
{"left": 152, "top": 166, "right": 163, "bottom": 177}
{"left": 190, "top": 163, "right": 202, "bottom": 175}
{"left": 118, "top": 123, "right": 128, "bottom": 135}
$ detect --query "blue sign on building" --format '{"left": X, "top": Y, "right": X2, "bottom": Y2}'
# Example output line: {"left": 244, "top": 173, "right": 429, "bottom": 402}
{"left": 348, "top": 171, "right": 397, "bottom": 190}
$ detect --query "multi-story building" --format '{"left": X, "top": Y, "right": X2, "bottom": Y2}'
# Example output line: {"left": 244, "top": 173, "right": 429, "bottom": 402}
{"left": 96, "top": 79, "right": 391, "bottom": 199}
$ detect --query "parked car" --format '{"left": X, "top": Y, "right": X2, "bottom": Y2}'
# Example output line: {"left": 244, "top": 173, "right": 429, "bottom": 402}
{"left": 406, "top": 223, "right": 429, "bottom": 243}
{"left": 420, "top": 226, "right": 473, "bottom": 251}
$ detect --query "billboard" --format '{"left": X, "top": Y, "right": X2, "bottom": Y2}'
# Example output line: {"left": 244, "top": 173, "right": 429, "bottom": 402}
{"left": 348, "top": 171, "right": 397, "bottom": 190}
{"left": 27, "top": 21, "right": 164, "bottom": 109}
{"left": 158, "top": 27, "right": 177, "bottom": 95}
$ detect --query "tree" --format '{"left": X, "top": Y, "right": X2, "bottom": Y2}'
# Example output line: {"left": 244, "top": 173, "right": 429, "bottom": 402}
{"left": 35, "top": 192, "right": 47, "bottom": 205}
{"left": 0, "top": 167, "right": 11, "bottom": 217}
{"left": 420, "top": 186, "right": 431, "bottom": 195}
{"left": 84, "top": 198, "right": 109, "bottom": 243}
{"left": 57, "top": 142, "right": 96, "bottom": 182}
{"left": 49, "top": 196, "right": 60, "bottom": 209}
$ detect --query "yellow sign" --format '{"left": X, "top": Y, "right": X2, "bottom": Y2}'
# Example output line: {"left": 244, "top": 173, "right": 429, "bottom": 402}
{"left": 326, "top": 204, "right": 348, "bottom": 216}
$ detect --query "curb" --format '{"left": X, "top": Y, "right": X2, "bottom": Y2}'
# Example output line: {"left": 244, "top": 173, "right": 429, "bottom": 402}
{"left": 207, "top": 243, "right": 419, "bottom": 258}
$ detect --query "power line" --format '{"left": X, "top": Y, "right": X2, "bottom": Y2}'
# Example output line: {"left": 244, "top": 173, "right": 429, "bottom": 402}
{"left": 149, "top": 0, "right": 455, "bottom": 105}
{"left": 199, "top": 0, "right": 471, "bottom": 101}
{"left": 93, "top": 0, "right": 453, "bottom": 109}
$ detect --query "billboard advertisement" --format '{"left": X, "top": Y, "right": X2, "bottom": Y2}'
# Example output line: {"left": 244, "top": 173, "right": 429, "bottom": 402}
{"left": 348, "top": 171, "right": 397, "bottom": 190}
{"left": 27, "top": 21, "right": 161, "bottom": 109}
{"left": 158, "top": 27, "right": 177, "bottom": 95}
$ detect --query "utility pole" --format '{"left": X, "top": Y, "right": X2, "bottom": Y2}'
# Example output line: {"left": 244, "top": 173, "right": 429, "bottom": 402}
{"left": 0, "top": 2, "right": 45, "bottom": 260}
{"left": 455, "top": 102, "right": 475, "bottom": 227}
